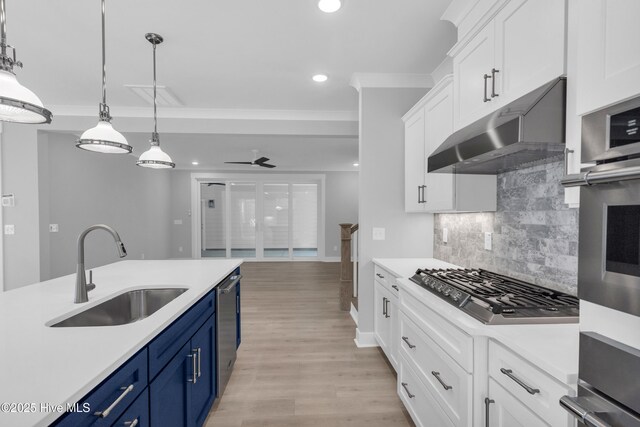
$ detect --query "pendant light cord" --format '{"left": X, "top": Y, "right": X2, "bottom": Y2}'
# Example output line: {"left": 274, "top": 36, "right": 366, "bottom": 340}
{"left": 98, "top": 0, "right": 111, "bottom": 121}
{"left": 0, "top": 0, "right": 6, "bottom": 57}
{"left": 152, "top": 41, "right": 158, "bottom": 141}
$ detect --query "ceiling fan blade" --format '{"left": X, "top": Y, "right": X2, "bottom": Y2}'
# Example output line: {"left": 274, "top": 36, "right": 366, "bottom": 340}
{"left": 254, "top": 157, "right": 270, "bottom": 164}
{"left": 224, "top": 161, "right": 253, "bottom": 165}
{"left": 260, "top": 163, "right": 276, "bottom": 168}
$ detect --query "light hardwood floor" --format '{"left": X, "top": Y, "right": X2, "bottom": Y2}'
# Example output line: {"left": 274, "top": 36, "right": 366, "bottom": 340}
{"left": 205, "top": 262, "right": 414, "bottom": 427}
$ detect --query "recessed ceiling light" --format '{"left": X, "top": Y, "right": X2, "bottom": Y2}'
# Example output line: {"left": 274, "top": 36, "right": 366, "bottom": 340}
{"left": 318, "top": 0, "right": 342, "bottom": 13}
{"left": 192, "top": 161, "right": 199, "bottom": 166}
{"left": 312, "top": 74, "right": 328, "bottom": 83}
{"left": 353, "top": 162, "right": 359, "bottom": 167}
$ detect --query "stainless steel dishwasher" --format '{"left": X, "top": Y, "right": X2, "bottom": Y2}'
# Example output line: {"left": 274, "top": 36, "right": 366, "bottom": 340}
{"left": 217, "top": 273, "right": 241, "bottom": 396}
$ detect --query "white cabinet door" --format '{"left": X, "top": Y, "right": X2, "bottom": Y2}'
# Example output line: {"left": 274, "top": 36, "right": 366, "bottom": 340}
{"left": 453, "top": 23, "right": 495, "bottom": 129}
{"left": 494, "top": 0, "right": 566, "bottom": 102}
{"left": 487, "top": 379, "right": 550, "bottom": 427}
{"left": 424, "top": 80, "right": 456, "bottom": 212}
{"left": 404, "top": 109, "right": 426, "bottom": 212}
{"left": 388, "top": 295, "right": 399, "bottom": 370}
{"left": 374, "top": 281, "right": 390, "bottom": 352}
{"left": 577, "top": 0, "right": 640, "bottom": 115}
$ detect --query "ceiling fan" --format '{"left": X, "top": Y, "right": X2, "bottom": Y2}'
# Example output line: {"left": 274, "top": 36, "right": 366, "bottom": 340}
{"left": 225, "top": 150, "right": 276, "bottom": 169}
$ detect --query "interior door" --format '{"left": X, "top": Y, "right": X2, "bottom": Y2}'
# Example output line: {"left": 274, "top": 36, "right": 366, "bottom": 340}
{"left": 263, "top": 183, "right": 290, "bottom": 258}
{"left": 200, "top": 183, "right": 227, "bottom": 258}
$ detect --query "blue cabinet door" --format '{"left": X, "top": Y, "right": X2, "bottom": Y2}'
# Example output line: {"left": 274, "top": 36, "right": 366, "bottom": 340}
{"left": 112, "top": 387, "right": 149, "bottom": 427}
{"left": 190, "top": 315, "right": 217, "bottom": 427}
{"left": 149, "top": 341, "right": 193, "bottom": 427}
{"left": 236, "top": 281, "right": 241, "bottom": 348}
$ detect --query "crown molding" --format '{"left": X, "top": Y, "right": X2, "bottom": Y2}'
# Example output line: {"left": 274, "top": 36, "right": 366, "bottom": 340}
{"left": 349, "top": 73, "right": 434, "bottom": 92}
{"left": 48, "top": 105, "right": 358, "bottom": 122}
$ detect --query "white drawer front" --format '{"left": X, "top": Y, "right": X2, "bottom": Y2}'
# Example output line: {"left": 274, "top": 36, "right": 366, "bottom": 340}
{"left": 489, "top": 340, "right": 574, "bottom": 427}
{"left": 487, "top": 378, "right": 550, "bottom": 427}
{"left": 400, "top": 313, "right": 472, "bottom": 427}
{"left": 398, "top": 355, "right": 455, "bottom": 427}
{"left": 374, "top": 265, "right": 391, "bottom": 287}
{"left": 400, "top": 289, "right": 474, "bottom": 372}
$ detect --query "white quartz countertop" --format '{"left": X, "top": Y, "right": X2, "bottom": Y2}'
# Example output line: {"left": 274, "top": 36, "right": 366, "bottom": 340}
{"left": 373, "top": 258, "right": 579, "bottom": 386}
{"left": 0, "top": 259, "right": 242, "bottom": 427}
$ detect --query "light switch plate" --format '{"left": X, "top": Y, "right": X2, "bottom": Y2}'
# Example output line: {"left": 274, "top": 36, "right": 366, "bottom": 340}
{"left": 443, "top": 228, "right": 448, "bottom": 244}
{"left": 4, "top": 224, "right": 15, "bottom": 235}
{"left": 484, "top": 232, "right": 492, "bottom": 250}
{"left": 49, "top": 224, "right": 59, "bottom": 233}
{"left": 1, "top": 194, "right": 15, "bottom": 207}
{"left": 372, "top": 227, "right": 386, "bottom": 241}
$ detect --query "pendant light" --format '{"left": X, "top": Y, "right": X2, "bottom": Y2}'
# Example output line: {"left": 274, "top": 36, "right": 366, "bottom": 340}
{"left": 76, "top": 0, "right": 130, "bottom": 153}
{"left": 137, "top": 33, "right": 174, "bottom": 169}
{"left": 0, "top": 0, "right": 52, "bottom": 124}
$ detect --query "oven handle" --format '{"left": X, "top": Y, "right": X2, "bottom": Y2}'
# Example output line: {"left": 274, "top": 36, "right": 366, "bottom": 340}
{"left": 562, "top": 165, "right": 640, "bottom": 187}
{"left": 560, "top": 396, "right": 612, "bottom": 427}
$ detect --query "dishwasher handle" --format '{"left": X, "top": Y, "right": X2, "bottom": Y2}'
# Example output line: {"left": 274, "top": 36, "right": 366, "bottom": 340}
{"left": 220, "top": 274, "right": 242, "bottom": 294}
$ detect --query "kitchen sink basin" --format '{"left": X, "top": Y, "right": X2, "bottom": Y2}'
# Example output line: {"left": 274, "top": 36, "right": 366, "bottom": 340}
{"left": 50, "top": 288, "right": 188, "bottom": 327}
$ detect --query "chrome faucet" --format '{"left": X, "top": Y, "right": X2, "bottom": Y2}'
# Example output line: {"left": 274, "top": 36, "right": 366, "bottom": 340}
{"left": 75, "top": 224, "right": 127, "bottom": 303}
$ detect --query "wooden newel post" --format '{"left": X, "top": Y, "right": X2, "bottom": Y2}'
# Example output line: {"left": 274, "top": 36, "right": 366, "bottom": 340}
{"left": 339, "top": 223, "right": 353, "bottom": 311}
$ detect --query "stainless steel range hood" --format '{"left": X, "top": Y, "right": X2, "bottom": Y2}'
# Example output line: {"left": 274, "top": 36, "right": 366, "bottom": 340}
{"left": 428, "top": 77, "right": 566, "bottom": 174}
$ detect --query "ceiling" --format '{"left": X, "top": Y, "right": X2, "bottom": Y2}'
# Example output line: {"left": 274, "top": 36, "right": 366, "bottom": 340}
{"left": 11, "top": 0, "right": 456, "bottom": 170}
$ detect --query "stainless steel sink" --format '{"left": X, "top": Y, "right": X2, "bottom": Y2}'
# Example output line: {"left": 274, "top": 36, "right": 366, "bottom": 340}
{"left": 50, "top": 288, "right": 188, "bottom": 327}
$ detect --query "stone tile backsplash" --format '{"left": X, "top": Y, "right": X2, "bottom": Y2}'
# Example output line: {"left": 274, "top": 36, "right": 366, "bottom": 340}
{"left": 434, "top": 160, "right": 579, "bottom": 294}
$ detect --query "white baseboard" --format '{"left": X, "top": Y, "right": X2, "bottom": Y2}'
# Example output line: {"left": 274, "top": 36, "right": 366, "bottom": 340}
{"left": 322, "top": 257, "right": 340, "bottom": 262}
{"left": 354, "top": 328, "right": 378, "bottom": 348}
{"left": 350, "top": 303, "right": 358, "bottom": 325}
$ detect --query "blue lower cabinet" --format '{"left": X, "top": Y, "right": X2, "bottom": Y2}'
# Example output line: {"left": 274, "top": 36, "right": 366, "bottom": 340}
{"left": 149, "top": 341, "right": 193, "bottom": 427}
{"left": 54, "top": 349, "right": 147, "bottom": 427}
{"left": 191, "top": 316, "right": 217, "bottom": 427}
{"left": 111, "top": 388, "right": 149, "bottom": 427}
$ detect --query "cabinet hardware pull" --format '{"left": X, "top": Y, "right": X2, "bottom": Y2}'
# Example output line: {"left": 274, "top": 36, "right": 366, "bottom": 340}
{"left": 392, "top": 284, "right": 399, "bottom": 291}
{"left": 188, "top": 353, "right": 198, "bottom": 384}
{"left": 385, "top": 298, "right": 390, "bottom": 318}
{"left": 564, "top": 147, "right": 574, "bottom": 176}
{"left": 421, "top": 185, "right": 427, "bottom": 204}
{"left": 560, "top": 395, "right": 612, "bottom": 427}
{"left": 401, "top": 382, "right": 415, "bottom": 398}
{"left": 417, "top": 185, "right": 422, "bottom": 204}
{"left": 376, "top": 273, "right": 385, "bottom": 279}
{"left": 431, "top": 371, "right": 453, "bottom": 390}
{"left": 382, "top": 296, "right": 387, "bottom": 317}
{"left": 94, "top": 384, "right": 134, "bottom": 418}
{"left": 197, "top": 347, "right": 202, "bottom": 378}
{"left": 491, "top": 68, "right": 499, "bottom": 98}
{"left": 485, "top": 397, "right": 494, "bottom": 427}
{"left": 124, "top": 419, "right": 139, "bottom": 427}
{"left": 236, "top": 294, "right": 240, "bottom": 314}
{"left": 221, "top": 274, "right": 242, "bottom": 294}
{"left": 483, "top": 74, "right": 491, "bottom": 102}
{"left": 500, "top": 368, "right": 540, "bottom": 394}
{"left": 402, "top": 336, "right": 416, "bottom": 349}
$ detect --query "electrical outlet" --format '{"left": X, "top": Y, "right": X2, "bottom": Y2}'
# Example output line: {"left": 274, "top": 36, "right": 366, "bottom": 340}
{"left": 372, "top": 227, "right": 386, "bottom": 241}
{"left": 484, "top": 232, "right": 492, "bottom": 251}
{"left": 443, "top": 228, "right": 448, "bottom": 244}
{"left": 49, "top": 224, "right": 59, "bottom": 233}
{"left": 1, "top": 194, "right": 15, "bottom": 207}
{"left": 4, "top": 224, "right": 15, "bottom": 235}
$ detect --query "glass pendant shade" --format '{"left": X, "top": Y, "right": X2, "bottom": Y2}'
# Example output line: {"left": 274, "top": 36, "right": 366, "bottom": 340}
{"left": 0, "top": 70, "right": 52, "bottom": 124}
{"left": 77, "top": 120, "right": 131, "bottom": 153}
{"left": 137, "top": 144, "right": 175, "bottom": 169}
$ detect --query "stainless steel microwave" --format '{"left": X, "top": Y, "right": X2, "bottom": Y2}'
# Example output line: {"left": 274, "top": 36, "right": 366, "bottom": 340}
{"left": 582, "top": 96, "right": 640, "bottom": 163}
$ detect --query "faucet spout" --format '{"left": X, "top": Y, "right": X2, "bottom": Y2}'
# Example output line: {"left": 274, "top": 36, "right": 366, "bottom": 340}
{"left": 75, "top": 224, "right": 127, "bottom": 303}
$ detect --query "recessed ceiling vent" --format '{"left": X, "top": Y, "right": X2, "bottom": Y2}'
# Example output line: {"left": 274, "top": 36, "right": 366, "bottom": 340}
{"left": 125, "top": 85, "right": 183, "bottom": 107}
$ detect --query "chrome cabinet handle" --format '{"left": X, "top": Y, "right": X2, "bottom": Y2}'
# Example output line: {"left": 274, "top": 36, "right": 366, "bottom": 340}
{"left": 236, "top": 294, "right": 240, "bottom": 314}
{"left": 485, "top": 397, "right": 494, "bottom": 427}
{"left": 491, "top": 68, "right": 499, "bottom": 98}
{"left": 124, "top": 419, "right": 139, "bottom": 427}
{"left": 188, "top": 353, "right": 197, "bottom": 384}
{"left": 500, "top": 368, "right": 539, "bottom": 395}
{"left": 385, "top": 298, "right": 390, "bottom": 318}
{"left": 483, "top": 74, "right": 491, "bottom": 102}
{"left": 564, "top": 147, "right": 574, "bottom": 176}
{"left": 382, "top": 297, "right": 387, "bottom": 317}
{"left": 197, "top": 347, "right": 202, "bottom": 378}
{"left": 392, "top": 284, "right": 399, "bottom": 291}
{"left": 417, "top": 185, "right": 422, "bottom": 203}
{"left": 402, "top": 336, "right": 416, "bottom": 349}
{"left": 401, "top": 382, "right": 415, "bottom": 399}
{"left": 431, "top": 371, "right": 453, "bottom": 390}
{"left": 376, "top": 273, "right": 385, "bottom": 279}
{"left": 560, "top": 396, "right": 612, "bottom": 427}
{"left": 422, "top": 185, "right": 427, "bottom": 204}
{"left": 94, "top": 384, "right": 134, "bottom": 418}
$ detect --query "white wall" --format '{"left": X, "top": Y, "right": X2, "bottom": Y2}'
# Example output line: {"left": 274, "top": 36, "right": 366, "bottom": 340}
{"left": 356, "top": 87, "right": 435, "bottom": 341}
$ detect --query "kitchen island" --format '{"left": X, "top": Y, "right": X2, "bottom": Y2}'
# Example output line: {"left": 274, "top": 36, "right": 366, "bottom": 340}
{"left": 0, "top": 259, "right": 242, "bottom": 427}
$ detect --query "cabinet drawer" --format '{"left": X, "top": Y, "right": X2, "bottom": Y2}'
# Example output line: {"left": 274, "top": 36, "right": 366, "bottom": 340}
{"left": 487, "top": 378, "right": 550, "bottom": 427}
{"left": 374, "top": 265, "right": 400, "bottom": 296}
{"left": 399, "top": 313, "right": 472, "bottom": 427}
{"left": 400, "top": 289, "right": 474, "bottom": 372}
{"left": 398, "top": 355, "right": 455, "bottom": 427}
{"left": 111, "top": 387, "right": 149, "bottom": 427}
{"left": 55, "top": 349, "right": 148, "bottom": 427}
{"left": 148, "top": 291, "right": 215, "bottom": 379}
{"left": 488, "top": 340, "right": 573, "bottom": 427}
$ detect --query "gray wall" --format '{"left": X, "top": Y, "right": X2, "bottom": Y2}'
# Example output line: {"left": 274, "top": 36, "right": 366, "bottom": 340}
{"left": 1, "top": 125, "right": 41, "bottom": 290}
{"left": 357, "top": 87, "right": 435, "bottom": 337}
{"left": 38, "top": 132, "right": 172, "bottom": 280}
{"left": 434, "top": 160, "right": 579, "bottom": 294}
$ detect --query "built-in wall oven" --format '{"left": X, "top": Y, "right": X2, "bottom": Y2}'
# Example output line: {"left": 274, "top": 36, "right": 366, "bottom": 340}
{"left": 561, "top": 96, "right": 640, "bottom": 426}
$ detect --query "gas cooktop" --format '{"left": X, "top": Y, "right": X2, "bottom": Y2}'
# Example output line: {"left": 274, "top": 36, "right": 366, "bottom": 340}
{"left": 409, "top": 268, "right": 579, "bottom": 325}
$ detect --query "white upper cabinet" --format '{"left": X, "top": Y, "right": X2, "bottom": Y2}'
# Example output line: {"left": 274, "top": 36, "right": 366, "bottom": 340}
{"left": 576, "top": 0, "right": 640, "bottom": 115}
{"left": 451, "top": 0, "right": 567, "bottom": 130}
{"left": 404, "top": 109, "right": 427, "bottom": 213}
